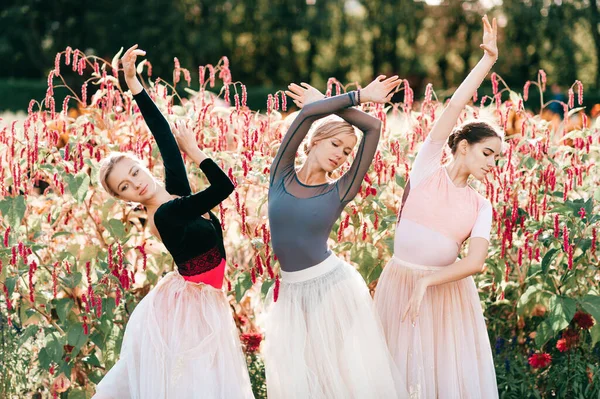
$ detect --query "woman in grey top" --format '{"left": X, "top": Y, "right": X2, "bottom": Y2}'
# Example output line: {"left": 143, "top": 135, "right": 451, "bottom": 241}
{"left": 264, "top": 77, "right": 408, "bottom": 399}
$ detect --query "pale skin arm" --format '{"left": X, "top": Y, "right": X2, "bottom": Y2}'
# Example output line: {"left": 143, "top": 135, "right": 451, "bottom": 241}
{"left": 121, "top": 44, "right": 145, "bottom": 95}
{"left": 171, "top": 121, "right": 209, "bottom": 165}
{"left": 402, "top": 238, "right": 489, "bottom": 324}
{"left": 402, "top": 15, "right": 499, "bottom": 325}
{"left": 428, "top": 15, "right": 498, "bottom": 143}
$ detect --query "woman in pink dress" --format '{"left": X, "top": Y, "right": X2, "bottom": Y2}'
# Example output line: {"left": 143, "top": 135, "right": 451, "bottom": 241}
{"left": 374, "top": 15, "right": 502, "bottom": 398}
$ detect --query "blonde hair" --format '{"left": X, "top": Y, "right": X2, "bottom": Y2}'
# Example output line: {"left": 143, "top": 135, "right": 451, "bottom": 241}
{"left": 304, "top": 118, "right": 358, "bottom": 155}
{"left": 98, "top": 152, "right": 147, "bottom": 198}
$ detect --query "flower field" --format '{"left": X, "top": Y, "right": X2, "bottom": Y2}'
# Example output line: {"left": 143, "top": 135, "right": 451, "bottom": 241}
{"left": 0, "top": 48, "right": 599, "bottom": 398}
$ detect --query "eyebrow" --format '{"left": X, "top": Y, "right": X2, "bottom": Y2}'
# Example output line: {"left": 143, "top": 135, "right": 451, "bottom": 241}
{"left": 117, "top": 165, "right": 136, "bottom": 191}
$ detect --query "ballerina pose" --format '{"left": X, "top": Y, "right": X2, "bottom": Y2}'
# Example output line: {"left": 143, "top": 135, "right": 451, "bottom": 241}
{"left": 93, "top": 45, "right": 254, "bottom": 399}
{"left": 265, "top": 76, "right": 407, "bottom": 398}
{"left": 374, "top": 16, "right": 501, "bottom": 399}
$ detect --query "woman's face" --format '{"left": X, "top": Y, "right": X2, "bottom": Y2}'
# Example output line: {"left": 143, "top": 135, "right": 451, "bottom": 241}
{"left": 462, "top": 136, "right": 502, "bottom": 181}
{"left": 310, "top": 132, "right": 358, "bottom": 173}
{"left": 106, "top": 158, "right": 158, "bottom": 203}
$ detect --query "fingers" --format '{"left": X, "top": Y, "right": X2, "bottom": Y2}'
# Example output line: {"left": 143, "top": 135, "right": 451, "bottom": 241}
{"left": 482, "top": 15, "right": 492, "bottom": 32}
{"left": 123, "top": 44, "right": 138, "bottom": 59}
{"left": 284, "top": 90, "right": 302, "bottom": 101}
{"left": 300, "top": 82, "right": 312, "bottom": 89}
{"left": 401, "top": 305, "right": 409, "bottom": 322}
{"left": 480, "top": 44, "right": 496, "bottom": 55}
{"left": 492, "top": 17, "right": 497, "bottom": 36}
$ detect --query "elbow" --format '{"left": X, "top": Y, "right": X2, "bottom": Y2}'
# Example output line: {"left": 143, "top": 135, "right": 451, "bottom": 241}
{"left": 373, "top": 118, "right": 383, "bottom": 133}
{"left": 299, "top": 102, "right": 319, "bottom": 118}
{"left": 223, "top": 179, "right": 235, "bottom": 198}
{"left": 470, "top": 258, "right": 487, "bottom": 274}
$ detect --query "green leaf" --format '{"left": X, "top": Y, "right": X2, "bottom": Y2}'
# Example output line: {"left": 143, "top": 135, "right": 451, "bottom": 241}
{"left": 38, "top": 348, "right": 51, "bottom": 370}
{"left": 0, "top": 195, "right": 27, "bottom": 229}
{"left": 261, "top": 278, "right": 275, "bottom": 297}
{"left": 64, "top": 172, "right": 90, "bottom": 203}
{"left": 516, "top": 285, "right": 540, "bottom": 316}
{"left": 45, "top": 333, "right": 65, "bottom": 363}
{"left": 103, "top": 218, "right": 127, "bottom": 241}
{"left": 82, "top": 353, "right": 101, "bottom": 367}
{"left": 60, "top": 272, "right": 82, "bottom": 289}
{"left": 4, "top": 276, "right": 17, "bottom": 296}
{"left": 541, "top": 248, "right": 559, "bottom": 274}
{"left": 579, "top": 295, "right": 600, "bottom": 323}
{"left": 68, "top": 389, "right": 88, "bottom": 399}
{"left": 54, "top": 298, "right": 74, "bottom": 322}
{"left": 535, "top": 320, "right": 554, "bottom": 347}
{"left": 590, "top": 323, "right": 600, "bottom": 346}
{"left": 547, "top": 295, "right": 577, "bottom": 333}
{"left": 235, "top": 272, "right": 253, "bottom": 302}
{"left": 67, "top": 323, "right": 88, "bottom": 351}
{"left": 18, "top": 325, "right": 39, "bottom": 345}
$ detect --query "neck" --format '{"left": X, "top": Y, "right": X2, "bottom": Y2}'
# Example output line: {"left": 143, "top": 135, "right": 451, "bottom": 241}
{"left": 297, "top": 159, "right": 329, "bottom": 185}
{"left": 445, "top": 160, "right": 470, "bottom": 188}
{"left": 142, "top": 185, "right": 173, "bottom": 213}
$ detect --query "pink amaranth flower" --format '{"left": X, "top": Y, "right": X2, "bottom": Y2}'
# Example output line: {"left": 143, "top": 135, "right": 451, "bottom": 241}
{"left": 491, "top": 73, "right": 499, "bottom": 95}
{"left": 568, "top": 88, "right": 574, "bottom": 109}
{"left": 3, "top": 226, "right": 10, "bottom": 247}
{"left": 578, "top": 207, "right": 586, "bottom": 219}
{"left": 576, "top": 80, "right": 583, "bottom": 105}
{"left": 523, "top": 81, "right": 531, "bottom": 101}
{"left": 538, "top": 70, "right": 547, "bottom": 91}
{"left": 274, "top": 275, "right": 280, "bottom": 302}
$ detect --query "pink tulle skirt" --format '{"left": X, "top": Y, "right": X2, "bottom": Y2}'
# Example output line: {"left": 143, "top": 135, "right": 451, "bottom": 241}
{"left": 374, "top": 256, "right": 498, "bottom": 399}
{"left": 94, "top": 271, "right": 254, "bottom": 399}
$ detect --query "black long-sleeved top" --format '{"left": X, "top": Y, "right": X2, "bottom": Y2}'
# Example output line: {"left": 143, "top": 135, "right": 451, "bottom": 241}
{"left": 134, "top": 89, "right": 234, "bottom": 276}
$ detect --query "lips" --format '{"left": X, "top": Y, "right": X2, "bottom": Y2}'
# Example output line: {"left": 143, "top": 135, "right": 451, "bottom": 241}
{"left": 139, "top": 185, "right": 148, "bottom": 195}
{"left": 329, "top": 159, "right": 338, "bottom": 167}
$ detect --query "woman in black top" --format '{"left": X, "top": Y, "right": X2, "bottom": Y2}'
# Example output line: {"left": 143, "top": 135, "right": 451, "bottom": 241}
{"left": 93, "top": 45, "right": 254, "bottom": 399}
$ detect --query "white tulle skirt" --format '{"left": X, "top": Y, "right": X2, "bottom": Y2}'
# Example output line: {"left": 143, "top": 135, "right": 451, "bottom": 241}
{"left": 263, "top": 253, "right": 407, "bottom": 399}
{"left": 374, "top": 256, "right": 498, "bottom": 399}
{"left": 94, "top": 271, "right": 254, "bottom": 399}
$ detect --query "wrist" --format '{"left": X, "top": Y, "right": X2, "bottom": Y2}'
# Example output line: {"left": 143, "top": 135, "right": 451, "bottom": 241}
{"left": 420, "top": 275, "right": 433, "bottom": 288}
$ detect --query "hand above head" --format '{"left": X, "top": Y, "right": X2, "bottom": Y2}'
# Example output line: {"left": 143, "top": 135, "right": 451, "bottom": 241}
{"left": 480, "top": 15, "right": 498, "bottom": 60}
{"left": 285, "top": 83, "right": 326, "bottom": 109}
{"left": 360, "top": 75, "right": 401, "bottom": 104}
{"left": 172, "top": 120, "right": 200, "bottom": 156}
{"left": 121, "top": 44, "right": 146, "bottom": 81}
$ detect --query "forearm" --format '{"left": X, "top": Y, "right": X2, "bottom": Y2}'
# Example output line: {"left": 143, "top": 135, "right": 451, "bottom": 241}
{"left": 448, "top": 54, "right": 496, "bottom": 109}
{"left": 335, "top": 107, "right": 382, "bottom": 134}
{"left": 186, "top": 149, "right": 208, "bottom": 166}
{"left": 125, "top": 75, "right": 144, "bottom": 95}
{"left": 429, "top": 54, "right": 496, "bottom": 142}
{"left": 422, "top": 256, "right": 485, "bottom": 287}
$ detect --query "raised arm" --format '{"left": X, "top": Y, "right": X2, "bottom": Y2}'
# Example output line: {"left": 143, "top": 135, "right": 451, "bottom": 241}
{"left": 156, "top": 158, "right": 235, "bottom": 221}
{"left": 284, "top": 76, "right": 400, "bottom": 201}
{"left": 428, "top": 15, "right": 498, "bottom": 143}
{"left": 121, "top": 45, "right": 192, "bottom": 196}
{"left": 335, "top": 108, "right": 381, "bottom": 202}
{"left": 269, "top": 92, "right": 358, "bottom": 186}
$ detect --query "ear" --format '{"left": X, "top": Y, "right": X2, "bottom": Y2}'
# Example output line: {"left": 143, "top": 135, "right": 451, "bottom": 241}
{"left": 460, "top": 139, "right": 468, "bottom": 155}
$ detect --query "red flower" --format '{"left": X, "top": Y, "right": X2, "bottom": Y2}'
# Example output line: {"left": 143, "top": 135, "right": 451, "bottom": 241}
{"left": 528, "top": 352, "right": 552, "bottom": 369}
{"left": 556, "top": 339, "right": 568, "bottom": 352}
{"left": 573, "top": 311, "right": 595, "bottom": 330}
{"left": 240, "top": 332, "right": 262, "bottom": 354}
